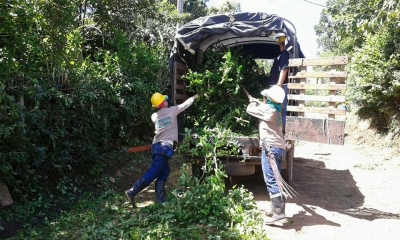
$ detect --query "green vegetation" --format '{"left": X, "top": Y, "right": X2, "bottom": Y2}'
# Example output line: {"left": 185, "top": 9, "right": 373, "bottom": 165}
{"left": 315, "top": 0, "right": 400, "bottom": 132}
{"left": 1, "top": 1, "right": 267, "bottom": 239}
{"left": 179, "top": 126, "right": 256, "bottom": 161}
{"left": 0, "top": 0, "right": 183, "bottom": 202}
{"left": 184, "top": 48, "right": 267, "bottom": 137}
{"left": 8, "top": 151, "right": 268, "bottom": 240}
{"left": 2, "top": 0, "right": 400, "bottom": 238}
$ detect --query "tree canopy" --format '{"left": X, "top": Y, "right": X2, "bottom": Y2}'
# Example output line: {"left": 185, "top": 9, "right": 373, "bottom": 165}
{"left": 315, "top": 0, "right": 400, "bottom": 132}
{"left": 0, "top": 0, "right": 240, "bottom": 207}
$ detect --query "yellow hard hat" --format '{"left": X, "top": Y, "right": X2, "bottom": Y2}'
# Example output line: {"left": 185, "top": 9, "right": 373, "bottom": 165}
{"left": 151, "top": 92, "right": 167, "bottom": 108}
{"left": 275, "top": 32, "right": 286, "bottom": 44}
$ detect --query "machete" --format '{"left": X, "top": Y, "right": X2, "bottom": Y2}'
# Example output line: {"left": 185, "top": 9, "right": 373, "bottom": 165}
{"left": 127, "top": 145, "right": 151, "bottom": 153}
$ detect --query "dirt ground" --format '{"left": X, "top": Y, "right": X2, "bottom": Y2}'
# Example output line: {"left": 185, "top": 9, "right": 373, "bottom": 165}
{"left": 122, "top": 114, "right": 400, "bottom": 240}
{"left": 232, "top": 114, "right": 400, "bottom": 240}
{"left": 246, "top": 140, "right": 400, "bottom": 240}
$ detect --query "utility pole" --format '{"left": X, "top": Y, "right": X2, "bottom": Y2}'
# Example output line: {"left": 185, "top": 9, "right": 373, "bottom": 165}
{"left": 177, "top": 0, "right": 184, "bottom": 29}
{"left": 177, "top": 0, "right": 183, "bottom": 14}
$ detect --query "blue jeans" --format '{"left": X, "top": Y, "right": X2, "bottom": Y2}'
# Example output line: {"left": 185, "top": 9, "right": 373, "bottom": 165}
{"left": 261, "top": 147, "right": 285, "bottom": 198}
{"left": 142, "top": 142, "right": 172, "bottom": 183}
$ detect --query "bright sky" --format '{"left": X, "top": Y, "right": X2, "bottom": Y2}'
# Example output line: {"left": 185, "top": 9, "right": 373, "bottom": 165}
{"left": 207, "top": 0, "right": 327, "bottom": 58}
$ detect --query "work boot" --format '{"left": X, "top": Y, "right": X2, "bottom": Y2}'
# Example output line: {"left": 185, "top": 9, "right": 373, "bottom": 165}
{"left": 155, "top": 180, "right": 167, "bottom": 203}
{"left": 125, "top": 178, "right": 149, "bottom": 207}
{"left": 264, "top": 196, "right": 287, "bottom": 225}
{"left": 265, "top": 201, "right": 273, "bottom": 216}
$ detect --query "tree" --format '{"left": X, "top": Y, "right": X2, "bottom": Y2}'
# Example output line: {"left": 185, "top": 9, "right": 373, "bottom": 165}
{"left": 315, "top": 0, "right": 400, "bottom": 132}
{"left": 315, "top": 0, "right": 382, "bottom": 55}
{"left": 167, "top": 0, "right": 209, "bottom": 21}
{"left": 207, "top": 0, "right": 241, "bottom": 15}
{"left": 0, "top": 0, "right": 188, "bottom": 202}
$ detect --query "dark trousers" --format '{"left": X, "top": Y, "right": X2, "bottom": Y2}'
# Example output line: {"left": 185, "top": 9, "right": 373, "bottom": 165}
{"left": 142, "top": 142, "right": 173, "bottom": 183}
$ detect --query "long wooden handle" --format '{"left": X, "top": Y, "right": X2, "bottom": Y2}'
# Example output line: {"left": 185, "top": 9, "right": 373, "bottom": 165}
{"left": 243, "top": 87, "right": 251, "bottom": 98}
{"left": 127, "top": 145, "right": 151, "bottom": 153}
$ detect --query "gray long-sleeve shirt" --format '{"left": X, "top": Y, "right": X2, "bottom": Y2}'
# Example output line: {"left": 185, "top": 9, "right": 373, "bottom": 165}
{"left": 246, "top": 101, "right": 286, "bottom": 149}
{"left": 151, "top": 96, "right": 196, "bottom": 144}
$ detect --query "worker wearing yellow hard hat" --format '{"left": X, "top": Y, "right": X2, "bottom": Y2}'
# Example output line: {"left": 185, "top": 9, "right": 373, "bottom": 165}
{"left": 266, "top": 32, "right": 290, "bottom": 133}
{"left": 125, "top": 92, "right": 199, "bottom": 207}
{"left": 277, "top": 36, "right": 286, "bottom": 44}
{"left": 151, "top": 92, "right": 168, "bottom": 108}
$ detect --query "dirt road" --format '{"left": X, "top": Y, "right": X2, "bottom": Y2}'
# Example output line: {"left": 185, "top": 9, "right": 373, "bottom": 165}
{"left": 230, "top": 141, "right": 400, "bottom": 240}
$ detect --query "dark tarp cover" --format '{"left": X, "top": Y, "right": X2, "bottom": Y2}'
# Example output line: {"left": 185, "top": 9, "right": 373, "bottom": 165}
{"left": 173, "top": 12, "right": 303, "bottom": 59}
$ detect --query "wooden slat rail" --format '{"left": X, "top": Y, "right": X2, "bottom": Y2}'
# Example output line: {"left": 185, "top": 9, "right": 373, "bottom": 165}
{"left": 173, "top": 61, "right": 189, "bottom": 104}
{"left": 288, "top": 83, "right": 346, "bottom": 90}
{"left": 288, "top": 71, "right": 348, "bottom": 78}
{"left": 174, "top": 84, "right": 186, "bottom": 90}
{"left": 287, "top": 94, "right": 345, "bottom": 102}
{"left": 175, "top": 61, "right": 188, "bottom": 71}
{"left": 287, "top": 56, "right": 349, "bottom": 120}
{"left": 328, "top": 64, "right": 342, "bottom": 118}
{"left": 175, "top": 73, "right": 185, "bottom": 80}
{"left": 288, "top": 56, "right": 349, "bottom": 67}
{"left": 287, "top": 106, "right": 346, "bottom": 115}
{"left": 174, "top": 94, "right": 186, "bottom": 100}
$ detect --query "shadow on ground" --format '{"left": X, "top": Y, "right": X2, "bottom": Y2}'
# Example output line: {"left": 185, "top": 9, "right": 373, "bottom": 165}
{"left": 225, "top": 156, "right": 399, "bottom": 232}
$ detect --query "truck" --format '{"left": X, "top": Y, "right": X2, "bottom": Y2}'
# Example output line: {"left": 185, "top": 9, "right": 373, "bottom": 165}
{"left": 169, "top": 12, "right": 348, "bottom": 184}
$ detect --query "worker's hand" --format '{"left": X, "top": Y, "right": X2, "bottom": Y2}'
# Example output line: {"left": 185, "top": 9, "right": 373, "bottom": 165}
{"left": 193, "top": 94, "right": 199, "bottom": 100}
{"left": 249, "top": 96, "right": 258, "bottom": 103}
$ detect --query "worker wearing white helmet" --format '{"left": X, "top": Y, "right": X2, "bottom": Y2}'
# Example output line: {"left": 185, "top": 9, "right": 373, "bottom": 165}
{"left": 125, "top": 92, "right": 199, "bottom": 207}
{"left": 246, "top": 85, "right": 289, "bottom": 225}
{"left": 247, "top": 86, "right": 286, "bottom": 149}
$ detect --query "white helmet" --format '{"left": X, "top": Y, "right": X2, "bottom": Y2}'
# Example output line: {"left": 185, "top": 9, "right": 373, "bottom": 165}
{"left": 261, "top": 85, "right": 285, "bottom": 103}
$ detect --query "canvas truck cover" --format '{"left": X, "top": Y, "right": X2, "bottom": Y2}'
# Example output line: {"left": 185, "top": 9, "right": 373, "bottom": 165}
{"left": 171, "top": 11, "right": 304, "bottom": 66}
